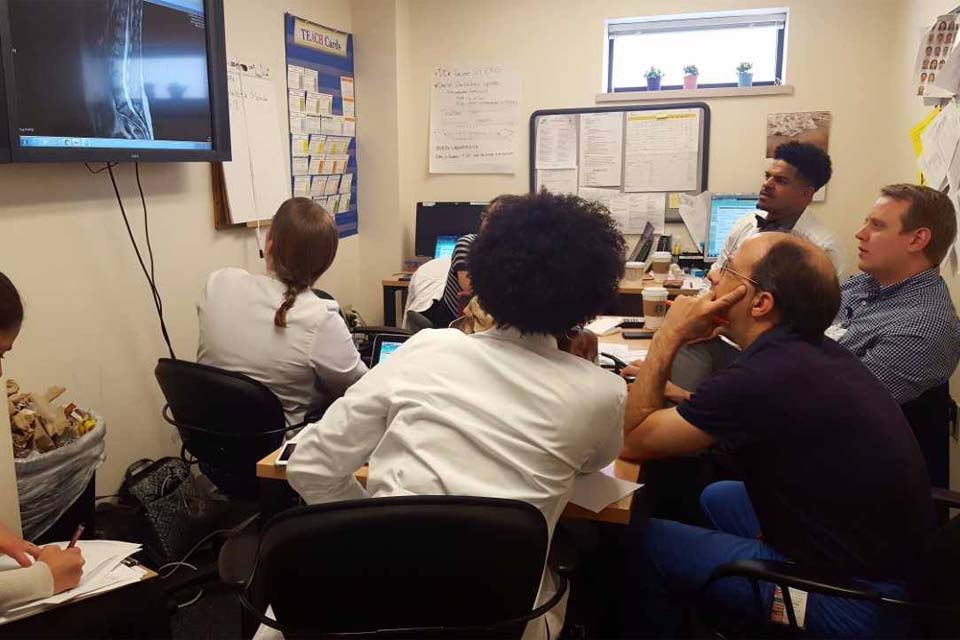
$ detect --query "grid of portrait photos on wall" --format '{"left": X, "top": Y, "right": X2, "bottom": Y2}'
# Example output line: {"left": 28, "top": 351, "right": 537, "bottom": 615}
{"left": 917, "top": 15, "right": 957, "bottom": 96}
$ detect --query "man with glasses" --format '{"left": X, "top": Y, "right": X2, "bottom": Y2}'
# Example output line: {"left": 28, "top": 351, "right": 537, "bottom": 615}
{"left": 622, "top": 233, "right": 935, "bottom": 637}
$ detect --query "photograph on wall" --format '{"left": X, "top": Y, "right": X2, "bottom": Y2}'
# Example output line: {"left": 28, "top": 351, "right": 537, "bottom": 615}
{"left": 912, "top": 13, "right": 957, "bottom": 98}
{"left": 766, "top": 111, "right": 831, "bottom": 201}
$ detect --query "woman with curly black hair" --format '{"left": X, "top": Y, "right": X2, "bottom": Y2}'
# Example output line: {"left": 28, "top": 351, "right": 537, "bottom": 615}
{"left": 288, "top": 190, "right": 628, "bottom": 639}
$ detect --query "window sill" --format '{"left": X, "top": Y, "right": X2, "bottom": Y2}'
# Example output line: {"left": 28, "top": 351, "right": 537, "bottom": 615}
{"left": 596, "top": 84, "right": 794, "bottom": 103}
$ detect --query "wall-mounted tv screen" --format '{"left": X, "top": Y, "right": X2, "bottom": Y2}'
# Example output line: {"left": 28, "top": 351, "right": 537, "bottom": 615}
{"left": 0, "top": 0, "right": 230, "bottom": 163}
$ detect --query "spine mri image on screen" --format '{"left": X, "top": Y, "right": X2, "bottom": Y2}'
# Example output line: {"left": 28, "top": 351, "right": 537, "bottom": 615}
{"left": 96, "top": 0, "right": 155, "bottom": 140}
{"left": 7, "top": 0, "right": 214, "bottom": 152}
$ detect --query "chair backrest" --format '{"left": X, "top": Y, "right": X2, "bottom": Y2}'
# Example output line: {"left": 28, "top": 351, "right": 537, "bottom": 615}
{"left": 403, "top": 257, "right": 451, "bottom": 329}
{"left": 901, "top": 383, "right": 953, "bottom": 489}
{"left": 154, "top": 358, "right": 287, "bottom": 495}
{"left": 247, "top": 496, "right": 549, "bottom": 638}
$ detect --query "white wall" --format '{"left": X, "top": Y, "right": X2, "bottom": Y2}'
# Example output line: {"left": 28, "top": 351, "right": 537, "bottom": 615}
{"left": 1, "top": 0, "right": 356, "bottom": 494}
{"left": 382, "top": 0, "right": 904, "bottom": 273}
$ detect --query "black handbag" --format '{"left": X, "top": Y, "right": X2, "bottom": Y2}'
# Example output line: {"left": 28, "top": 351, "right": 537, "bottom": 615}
{"left": 119, "top": 457, "right": 228, "bottom": 565}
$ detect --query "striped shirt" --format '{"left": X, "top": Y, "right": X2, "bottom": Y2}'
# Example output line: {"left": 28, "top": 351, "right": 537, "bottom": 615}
{"left": 826, "top": 269, "right": 960, "bottom": 403}
{"left": 441, "top": 234, "right": 477, "bottom": 318}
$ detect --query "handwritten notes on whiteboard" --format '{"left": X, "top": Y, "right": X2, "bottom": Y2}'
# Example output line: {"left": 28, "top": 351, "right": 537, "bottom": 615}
{"left": 430, "top": 65, "right": 521, "bottom": 174}
{"left": 623, "top": 109, "right": 700, "bottom": 192}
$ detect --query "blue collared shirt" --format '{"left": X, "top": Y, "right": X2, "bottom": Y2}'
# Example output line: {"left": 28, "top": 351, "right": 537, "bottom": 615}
{"left": 827, "top": 268, "right": 960, "bottom": 403}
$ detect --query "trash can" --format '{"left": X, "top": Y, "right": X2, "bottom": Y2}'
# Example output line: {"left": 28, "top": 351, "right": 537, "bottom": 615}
{"left": 15, "top": 419, "right": 106, "bottom": 540}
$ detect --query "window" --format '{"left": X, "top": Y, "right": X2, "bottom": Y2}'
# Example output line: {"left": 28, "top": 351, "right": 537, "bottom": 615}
{"left": 605, "top": 9, "right": 787, "bottom": 92}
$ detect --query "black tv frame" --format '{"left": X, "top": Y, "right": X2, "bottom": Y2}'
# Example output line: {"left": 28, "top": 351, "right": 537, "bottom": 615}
{"left": 414, "top": 202, "right": 486, "bottom": 258}
{"left": 0, "top": 0, "right": 231, "bottom": 163}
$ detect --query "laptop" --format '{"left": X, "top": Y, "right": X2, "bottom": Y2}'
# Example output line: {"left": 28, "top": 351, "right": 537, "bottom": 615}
{"left": 433, "top": 235, "right": 459, "bottom": 259}
{"left": 703, "top": 194, "right": 759, "bottom": 263}
{"left": 371, "top": 334, "right": 411, "bottom": 366}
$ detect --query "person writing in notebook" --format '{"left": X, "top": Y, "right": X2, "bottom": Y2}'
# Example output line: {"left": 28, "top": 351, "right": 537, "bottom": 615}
{"left": 0, "top": 273, "right": 83, "bottom": 611}
{"left": 287, "top": 191, "right": 628, "bottom": 639}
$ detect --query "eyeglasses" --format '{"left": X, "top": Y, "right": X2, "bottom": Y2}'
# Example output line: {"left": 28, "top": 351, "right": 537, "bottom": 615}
{"left": 718, "top": 263, "right": 759, "bottom": 287}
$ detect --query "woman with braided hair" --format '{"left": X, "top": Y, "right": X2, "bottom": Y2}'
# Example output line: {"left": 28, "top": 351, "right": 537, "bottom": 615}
{"left": 198, "top": 198, "right": 366, "bottom": 426}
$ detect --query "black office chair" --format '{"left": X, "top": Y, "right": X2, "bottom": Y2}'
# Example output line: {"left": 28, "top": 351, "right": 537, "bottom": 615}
{"left": 699, "top": 487, "right": 960, "bottom": 638}
{"left": 901, "top": 383, "right": 957, "bottom": 490}
{"left": 219, "top": 495, "right": 567, "bottom": 639}
{"left": 155, "top": 358, "right": 293, "bottom": 500}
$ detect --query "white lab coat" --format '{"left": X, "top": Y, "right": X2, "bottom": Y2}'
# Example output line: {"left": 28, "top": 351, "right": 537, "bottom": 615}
{"left": 286, "top": 326, "right": 626, "bottom": 639}
{"left": 712, "top": 210, "right": 845, "bottom": 275}
{"left": 197, "top": 268, "right": 367, "bottom": 425}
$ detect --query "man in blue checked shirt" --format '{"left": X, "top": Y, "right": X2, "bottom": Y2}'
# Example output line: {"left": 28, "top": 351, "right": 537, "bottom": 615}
{"left": 827, "top": 183, "right": 960, "bottom": 486}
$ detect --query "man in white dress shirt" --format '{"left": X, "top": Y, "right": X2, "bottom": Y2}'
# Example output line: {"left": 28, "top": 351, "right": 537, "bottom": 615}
{"left": 713, "top": 141, "right": 842, "bottom": 276}
{"left": 672, "top": 142, "right": 842, "bottom": 391}
{"left": 287, "top": 191, "right": 629, "bottom": 639}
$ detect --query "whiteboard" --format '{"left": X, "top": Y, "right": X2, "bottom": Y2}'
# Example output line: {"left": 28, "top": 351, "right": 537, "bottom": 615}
{"left": 529, "top": 103, "right": 710, "bottom": 235}
{"left": 222, "top": 63, "right": 290, "bottom": 224}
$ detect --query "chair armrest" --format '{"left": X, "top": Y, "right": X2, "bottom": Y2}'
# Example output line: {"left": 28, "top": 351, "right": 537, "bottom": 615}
{"left": 932, "top": 487, "right": 960, "bottom": 509}
{"left": 548, "top": 527, "right": 581, "bottom": 577}
{"left": 707, "top": 559, "right": 881, "bottom": 602}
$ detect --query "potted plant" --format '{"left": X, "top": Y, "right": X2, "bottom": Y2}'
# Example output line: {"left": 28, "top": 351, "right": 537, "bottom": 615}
{"left": 736, "top": 62, "right": 753, "bottom": 87}
{"left": 644, "top": 66, "right": 664, "bottom": 91}
{"left": 682, "top": 65, "right": 699, "bottom": 90}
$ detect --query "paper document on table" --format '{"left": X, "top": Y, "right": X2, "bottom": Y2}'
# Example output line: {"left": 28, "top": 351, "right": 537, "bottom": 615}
{"left": 579, "top": 112, "right": 623, "bottom": 187}
{"left": 535, "top": 114, "right": 577, "bottom": 169}
{"left": 586, "top": 317, "right": 622, "bottom": 336}
{"left": 0, "top": 540, "right": 142, "bottom": 619}
{"left": 569, "top": 463, "right": 642, "bottom": 513}
{"left": 599, "top": 343, "right": 647, "bottom": 365}
{"left": 536, "top": 168, "right": 578, "bottom": 195}
{"left": 678, "top": 191, "right": 712, "bottom": 249}
{"left": 623, "top": 109, "right": 700, "bottom": 192}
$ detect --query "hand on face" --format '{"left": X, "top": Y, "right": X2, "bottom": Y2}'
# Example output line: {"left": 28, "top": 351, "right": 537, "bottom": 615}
{"left": 658, "top": 285, "right": 747, "bottom": 346}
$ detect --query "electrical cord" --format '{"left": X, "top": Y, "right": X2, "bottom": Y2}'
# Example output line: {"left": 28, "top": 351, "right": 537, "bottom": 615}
{"left": 105, "top": 164, "right": 176, "bottom": 359}
{"left": 135, "top": 163, "right": 159, "bottom": 314}
{"left": 160, "top": 512, "right": 259, "bottom": 579}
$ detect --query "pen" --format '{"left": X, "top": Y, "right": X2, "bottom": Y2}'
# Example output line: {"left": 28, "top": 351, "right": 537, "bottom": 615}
{"left": 67, "top": 524, "right": 84, "bottom": 549}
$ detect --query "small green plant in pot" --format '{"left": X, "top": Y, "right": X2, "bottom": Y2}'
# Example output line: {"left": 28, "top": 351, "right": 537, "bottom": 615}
{"left": 736, "top": 62, "right": 753, "bottom": 87}
{"left": 683, "top": 65, "right": 699, "bottom": 90}
{"left": 644, "top": 66, "right": 664, "bottom": 91}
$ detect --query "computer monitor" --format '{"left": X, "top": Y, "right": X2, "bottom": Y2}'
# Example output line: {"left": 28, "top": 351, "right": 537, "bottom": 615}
{"left": 434, "top": 235, "right": 459, "bottom": 259}
{"left": 415, "top": 202, "right": 486, "bottom": 257}
{"left": 704, "top": 194, "right": 759, "bottom": 263}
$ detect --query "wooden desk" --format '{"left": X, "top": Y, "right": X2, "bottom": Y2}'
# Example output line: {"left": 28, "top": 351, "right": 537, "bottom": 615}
{"left": 257, "top": 450, "right": 639, "bottom": 525}
{"left": 381, "top": 276, "right": 695, "bottom": 326}
{"left": 382, "top": 278, "right": 411, "bottom": 327}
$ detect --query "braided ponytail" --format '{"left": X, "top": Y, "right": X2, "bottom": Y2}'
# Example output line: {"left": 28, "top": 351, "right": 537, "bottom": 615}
{"left": 267, "top": 198, "right": 339, "bottom": 329}
{"left": 274, "top": 284, "right": 302, "bottom": 328}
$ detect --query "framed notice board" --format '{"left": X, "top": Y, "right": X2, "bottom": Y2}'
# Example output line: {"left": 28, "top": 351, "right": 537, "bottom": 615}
{"left": 529, "top": 103, "right": 710, "bottom": 234}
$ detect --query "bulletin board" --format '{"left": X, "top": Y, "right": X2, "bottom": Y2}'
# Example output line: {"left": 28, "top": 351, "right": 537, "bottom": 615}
{"left": 528, "top": 103, "right": 710, "bottom": 235}
{"left": 285, "top": 14, "right": 358, "bottom": 238}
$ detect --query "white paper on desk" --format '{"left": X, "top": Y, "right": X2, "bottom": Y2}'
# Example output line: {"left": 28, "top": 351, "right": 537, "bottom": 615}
{"left": 599, "top": 343, "right": 647, "bottom": 364}
{"left": 623, "top": 109, "right": 700, "bottom": 193}
{"left": 0, "top": 540, "right": 142, "bottom": 614}
{"left": 679, "top": 191, "right": 712, "bottom": 249}
{"left": 536, "top": 168, "right": 578, "bottom": 195}
{"left": 535, "top": 114, "right": 577, "bottom": 169}
{"left": 569, "top": 464, "right": 642, "bottom": 513}
{"left": 579, "top": 112, "right": 623, "bottom": 187}
{"left": 586, "top": 316, "right": 622, "bottom": 336}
